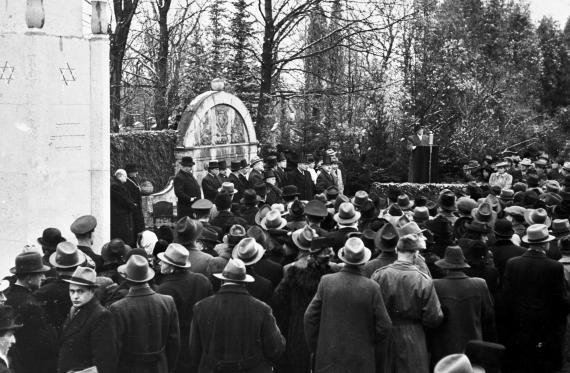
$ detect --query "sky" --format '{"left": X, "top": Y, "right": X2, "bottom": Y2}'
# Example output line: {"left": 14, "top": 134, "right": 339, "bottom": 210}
{"left": 529, "top": 0, "right": 570, "bottom": 26}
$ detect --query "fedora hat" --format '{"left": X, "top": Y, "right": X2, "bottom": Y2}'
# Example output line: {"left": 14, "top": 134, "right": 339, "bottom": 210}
{"left": 232, "top": 237, "right": 266, "bottom": 266}
{"left": 241, "top": 189, "right": 261, "bottom": 205}
{"left": 157, "top": 243, "right": 191, "bottom": 268}
{"left": 10, "top": 251, "right": 50, "bottom": 275}
{"left": 504, "top": 205, "right": 526, "bottom": 218}
{"left": 101, "top": 238, "right": 128, "bottom": 264}
{"left": 351, "top": 190, "right": 370, "bottom": 207}
{"left": 395, "top": 215, "right": 411, "bottom": 230}
{"left": 214, "top": 191, "right": 233, "bottom": 210}
{"left": 246, "top": 226, "right": 268, "bottom": 248}
{"left": 464, "top": 160, "right": 480, "bottom": 170}
{"left": 175, "top": 217, "right": 203, "bottom": 245}
{"left": 522, "top": 223, "right": 555, "bottom": 244}
{"left": 305, "top": 200, "right": 328, "bottom": 217}
{"left": 118, "top": 254, "right": 155, "bottom": 283}
{"left": 338, "top": 237, "right": 371, "bottom": 265}
{"left": 261, "top": 210, "right": 288, "bottom": 230}
{"left": 334, "top": 202, "right": 361, "bottom": 225}
{"left": 399, "top": 221, "right": 425, "bottom": 237}
{"left": 524, "top": 208, "right": 551, "bottom": 227}
{"left": 230, "top": 160, "right": 242, "bottom": 172}
{"left": 218, "top": 182, "right": 238, "bottom": 194}
{"left": 397, "top": 233, "right": 426, "bottom": 252}
{"left": 438, "top": 190, "right": 457, "bottom": 211}
{"left": 0, "top": 306, "right": 22, "bottom": 331}
{"left": 37, "top": 228, "right": 65, "bottom": 247}
{"left": 325, "top": 186, "right": 339, "bottom": 200}
{"left": 434, "top": 354, "right": 484, "bottom": 373}
{"left": 534, "top": 158, "right": 547, "bottom": 167}
{"left": 292, "top": 226, "right": 317, "bottom": 251}
{"left": 493, "top": 219, "right": 514, "bottom": 238}
{"left": 49, "top": 241, "right": 87, "bottom": 269}
{"left": 70, "top": 215, "right": 97, "bottom": 235}
{"left": 198, "top": 227, "right": 221, "bottom": 244}
{"left": 63, "top": 267, "right": 98, "bottom": 287}
{"left": 471, "top": 202, "right": 496, "bottom": 224}
{"left": 551, "top": 219, "right": 570, "bottom": 235}
{"left": 520, "top": 158, "right": 532, "bottom": 166}
{"left": 180, "top": 156, "right": 195, "bottom": 167}
{"left": 397, "top": 194, "right": 414, "bottom": 210}
{"left": 374, "top": 223, "right": 399, "bottom": 253}
{"left": 254, "top": 205, "right": 272, "bottom": 226}
{"left": 413, "top": 206, "right": 430, "bottom": 222}
{"left": 526, "top": 174, "right": 539, "bottom": 188}
{"left": 282, "top": 185, "right": 300, "bottom": 198}
{"left": 436, "top": 246, "right": 471, "bottom": 270}
{"left": 495, "top": 161, "right": 509, "bottom": 169}
{"left": 223, "top": 224, "right": 247, "bottom": 246}
{"left": 545, "top": 180, "right": 561, "bottom": 193}
{"left": 498, "top": 189, "right": 514, "bottom": 201}
{"left": 213, "top": 258, "right": 254, "bottom": 283}
{"left": 250, "top": 156, "right": 263, "bottom": 167}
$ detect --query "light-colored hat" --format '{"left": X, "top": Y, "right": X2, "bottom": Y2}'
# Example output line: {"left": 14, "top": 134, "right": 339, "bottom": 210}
{"left": 338, "top": 237, "right": 371, "bottom": 265}
{"left": 118, "top": 254, "right": 155, "bottom": 283}
{"left": 140, "top": 230, "right": 159, "bottom": 255}
{"left": 63, "top": 267, "right": 98, "bottom": 287}
{"left": 524, "top": 208, "right": 551, "bottom": 227}
{"left": 157, "top": 243, "right": 191, "bottom": 268}
{"left": 333, "top": 202, "right": 361, "bottom": 225}
{"left": 213, "top": 258, "right": 254, "bottom": 283}
{"left": 522, "top": 224, "right": 555, "bottom": 244}
{"left": 292, "top": 226, "right": 317, "bottom": 250}
{"left": 520, "top": 158, "right": 532, "bottom": 167}
{"left": 231, "top": 237, "right": 266, "bottom": 266}
{"left": 397, "top": 234, "right": 426, "bottom": 252}
{"left": 434, "top": 353, "right": 485, "bottom": 373}
{"left": 218, "top": 182, "right": 238, "bottom": 194}
{"left": 260, "top": 209, "right": 288, "bottom": 230}
{"left": 49, "top": 241, "right": 86, "bottom": 269}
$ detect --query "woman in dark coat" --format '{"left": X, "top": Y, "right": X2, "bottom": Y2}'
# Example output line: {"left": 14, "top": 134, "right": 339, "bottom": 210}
{"left": 272, "top": 237, "right": 334, "bottom": 373}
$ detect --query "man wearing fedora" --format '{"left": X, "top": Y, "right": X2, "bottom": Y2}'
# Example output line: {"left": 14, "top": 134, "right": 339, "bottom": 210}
{"left": 202, "top": 161, "right": 222, "bottom": 202}
{"left": 325, "top": 202, "right": 360, "bottom": 254}
{"left": 285, "top": 154, "right": 315, "bottom": 201}
{"left": 0, "top": 305, "right": 22, "bottom": 373}
{"left": 363, "top": 223, "right": 399, "bottom": 278}
{"left": 372, "top": 234, "right": 443, "bottom": 373}
{"left": 489, "top": 219, "right": 525, "bottom": 280}
{"left": 156, "top": 243, "right": 213, "bottom": 373}
{"left": 304, "top": 237, "right": 392, "bottom": 373}
{"left": 110, "top": 254, "right": 180, "bottom": 373}
{"left": 232, "top": 238, "right": 274, "bottom": 303}
{"left": 58, "top": 267, "right": 117, "bottom": 373}
{"left": 5, "top": 251, "right": 58, "bottom": 373}
{"left": 174, "top": 156, "right": 202, "bottom": 219}
{"left": 207, "top": 224, "right": 247, "bottom": 291}
{"left": 34, "top": 241, "right": 87, "bottom": 336}
{"left": 502, "top": 224, "right": 569, "bottom": 372}
{"left": 174, "top": 217, "right": 213, "bottom": 276}
{"left": 70, "top": 215, "right": 103, "bottom": 271}
{"left": 189, "top": 259, "right": 285, "bottom": 372}
{"left": 36, "top": 227, "right": 66, "bottom": 276}
{"left": 430, "top": 246, "right": 496, "bottom": 367}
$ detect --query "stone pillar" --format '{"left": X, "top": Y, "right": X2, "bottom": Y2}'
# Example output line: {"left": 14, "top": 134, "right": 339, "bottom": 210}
{"left": 0, "top": 1, "right": 110, "bottom": 275}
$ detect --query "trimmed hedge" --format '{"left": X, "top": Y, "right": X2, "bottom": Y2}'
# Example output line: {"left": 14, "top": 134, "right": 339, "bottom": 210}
{"left": 371, "top": 182, "right": 468, "bottom": 201}
{"left": 110, "top": 130, "right": 177, "bottom": 191}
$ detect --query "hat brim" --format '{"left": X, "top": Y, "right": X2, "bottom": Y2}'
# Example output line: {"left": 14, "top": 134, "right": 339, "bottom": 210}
{"left": 435, "top": 259, "right": 471, "bottom": 269}
{"left": 292, "top": 231, "right": 312, "bottom": 251}
{"left": 551, "top": 228, "right": 570, "bottom": 236}
{"left": 333, "top": 211, "right": 361, "bottom": 225}
{"left": 157, "top": 252, "right": 192, "bottom": 268}
{"left": 37, "top": 236, "right": 66, "bottom": 247}
{"left": 0, "top": 322, "right": 23, "bottom": 331}
{"left": 260, "top": 217, "right": 287, "bottom": 230}
{"left": 180, "top": 161, "right": 195, "bottom": 167}
{"left": 48, "top": 250, "right": 86, "bottom": 269}
{"left": 231, "top": 247, "right": 266, "bottom": 266}
{"left": 117, "top": 263, "right": 155, "bottom": 283}
{"left": 10, "top": 264, "right": 51, "bottom": 275}
{"left": 219, "top": 187, "right": 238, "bottom": 193}
{"left": 213, "top": 272, "right": 255, "bottom": 282}
{"left": 338, "top": 246, "right": 372, "bottom": 265}
{"left": 522, "top": 234, "right": 556, "bottom": 244}
{"left": 63, "top": 278, "right": 99, "bottom": 287}
{"left": 524, "top": 210, "right": 552, "bottom": 227}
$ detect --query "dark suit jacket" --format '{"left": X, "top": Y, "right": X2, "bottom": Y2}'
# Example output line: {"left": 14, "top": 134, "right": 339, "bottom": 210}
{"left": 228, "top": 173, "right": 245, "bottom": 202}
{"left": 0, "top": 359, "right": 10, "bottom": 373}
{"left": 174, "top": 170, "right": 201, "bottom": 219}
{"left": 316, "top": 171, "right": 336, "bottom": 194}
{"left": 285, "top": 168, "right": 314, "bottom": 201}
{"left": 245, "top": 268, "right": 274, "bottom": 304}
{"left": 248, "top": 169, "right": 264, "bottom": 188}
{"left": 254, "top": 258, "right": 283, "bottom": 289}
{"left": 189, "top": 285, "right": 285, "bottom": 373}
{"left": 5, "top": 284, "right": 58, "bottom": 373}
{"left": 58, "top": 297, "right": 117, "bottom": 373}
{"left": 201, "top": 173, "right": 222, "bottom": 202}
{"left": 33, "top": 278, "right": 72, "bottom": 336}
{"left": 110, "top": 284, "right": 180, "bottom": 373}
{"left": 274, "top": 167, "right": 286, "bottom": 188}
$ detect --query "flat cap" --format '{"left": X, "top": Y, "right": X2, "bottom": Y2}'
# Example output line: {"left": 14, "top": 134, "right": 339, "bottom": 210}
{"left": 70, "top": 215, "right": 97, "bottom": 235}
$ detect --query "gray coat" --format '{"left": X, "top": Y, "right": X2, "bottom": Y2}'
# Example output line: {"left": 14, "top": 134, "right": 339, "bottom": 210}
{"left": 304, "top": 267, "right": 392, "bottom": 373}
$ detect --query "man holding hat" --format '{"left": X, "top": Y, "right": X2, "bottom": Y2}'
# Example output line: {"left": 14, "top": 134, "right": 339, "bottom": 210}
{"left": 430, "top": 246, "right": 496, "bottom": 366}
{"left": 372, "top": 234, "right": 443, "bottom": 373}
{"left": 156, "top": 243, "right": 213, "bottom": 373}
{"left": 201, "top": 161, "right": 222, "bottom": 202}
{"left": 70, "top": 215, "right": 103, "bottom": 271}
{"left": 5, "top": 251, "right": 58, "bottom": 373}
{"left": 189, "top": 258, "right": 285, "bottom": 372}
{"left": 58, "top": 267, "right": 117, "bottom": 373}
{"left": 304, "top": 237, "right": 392, "bottom": 373}
{"left": 502, "top": 224, "right": 568, "bottom": 372}
{"left": 174, "top": 156, "right": 202, "bottom": 219}
{"left": 285, "top": 154, "right": 315, "bottom": 201}
{"left": 110, "top": 254, "right": 180, "bottom": 373}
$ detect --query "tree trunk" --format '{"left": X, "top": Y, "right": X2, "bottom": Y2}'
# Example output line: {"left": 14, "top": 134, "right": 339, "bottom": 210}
{"left": 154, "top": 1, "right": 171, "bottom": 130}
{"left": 256, "top": 0, "right": 274, "bottom": 142}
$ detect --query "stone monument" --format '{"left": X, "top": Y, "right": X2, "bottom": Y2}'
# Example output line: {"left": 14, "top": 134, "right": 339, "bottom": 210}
{"left": 0, "top": 0, "right": 110, "bottom": 275}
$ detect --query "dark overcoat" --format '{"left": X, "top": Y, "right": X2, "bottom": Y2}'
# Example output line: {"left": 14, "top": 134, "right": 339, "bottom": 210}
{"left": 33, "top": 278, "right": 72, "bottom": 336}
{"left": 157, "top": 271, "right": 213, "bottom": 373}
{"left": 228, "top": 173, "right": 245, "bottom": 202}
{"left": 110, "top": 284, "right": 180, "bottom": 373}
{"left": 189, "top": 285, "right": 285, "bottom": 373}
{"left": 266, "top": 184, "right": 283, "bottom": 206}
{"left": 5, "top": 284, "right": 58, "bottom": 373}
{"left": 184, "top": 246, "right": 213, "bottom": 277}
{"left": 285, "top": 168, "right": 314, "bottom": 201}
{"left": 502, "top": 249, "right": 569, "bottom": 372}
{"left": 58, "top": 297, "right": 117, "bottom": 373}
{"left": 111, "top": 177, "right": 136, "bottom": 245}
{"left": 490, "top": 239, "right": 526, "bottom": 279}
{"left": 174, "top": 170, "right": 201, "bottom": 219}
{"left": 248, "top": 169, "right": 264, "bottom": 188}
{"left": 0, "top": 359, "right": 10, "bottom": 373}
{"left": 430, "top": 272, "right": 496, "bottom": 365}
{"left": 245, "top": 268, "right": 273, "bottom": 304}
{"left": 304, "top": 267, "right": 392, "bottom": 373}
{"left": 201, "top": 173, "right": 222, "bottom": 202}
{"left": 315, "top": 171, "right": 336, "bottom": 194}
{"left": 254, "top": 257, "right": 283, "bottom": 289}
{"left": 125, "top": 177, "right": 145, "bottom": 234}
{"left": 238, "top": 205, "right": 259, "bottom": 226}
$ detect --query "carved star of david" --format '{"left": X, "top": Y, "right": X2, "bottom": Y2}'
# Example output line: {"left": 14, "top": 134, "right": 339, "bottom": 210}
{"left": 59, "top": 63, "right": 76, "bottom": 85}
{"left": 0, "top": 61, "right": 15, "bottom": 84}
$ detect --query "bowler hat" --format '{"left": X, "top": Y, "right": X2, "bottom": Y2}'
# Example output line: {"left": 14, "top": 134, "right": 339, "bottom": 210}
{"left": 158, "top": 243, "right": 191, "bottom": 268}
{"left": 551, "top": 219, "right": 570, "bottom": 235}
{"left": 207, "top": 161, "right": 219, "bottom": 170}
{"left": 218, "top": 182, "right": 238, "bottom": 194}
{"left": 493, "top": 219, "right": 514, "bottom": 237}
{"left": 292, "top": 226, "right": 317, "bottom": 251}
{"left": 254, "top": 182, "right": 267, "bottom": 197}
{"left": 261, "top": 210, "right": 288, "bottom": 230}
{"left": 524, "top": 208, "right": 551, "bottom": 227}
{"left": 37, "top": 228, "right": 66, "bottom": 247}
{"left": 232, "top": 237, "right": 265, "bottom": 266}
{"left": 522, "top": 223, "right": 555, "bottom": 244}
{"left": 175, "top": 217, "right": 203, "bottom": 245}
{"left": 118, "top": 254, "right": 155, "bottom": 283}
{"left": 10, "top": 251, "right": 50, "bottom": 275}
{"left": 0, "top": 306, "right": 22, "bottom": 331}
{"left": 305, "top": 200, "right": 328, "bottom": 217}
{"left": 49, "top": 241, "right": 87, "bottom": 268}
{"left": 213, "top": 258, "right": 254, "bottom": 283}
{"left": 334, "top": 202, "right": 361, "bottom": 225}
{"left": 397, "top": 194, "right": 414, "bottom": 210}
{"left": 434, "top": 354, "right": 484, "bottom": 373}
{"left": 70, "top": 215, "right": 97, "bottom": 235}
{"left": 282, "top": 185, "right": 300, "bottom": 198}
{"left": 192, "top": 198, "right": 213, "bottom": 211}
{"left": 338, "top": 237, "right": 371, "bottom": 265}
{"left": 180, "top": 156, "right": 195, "bottom": 167}
{"left": 374, "top": 223, "right": 399, "bottom": 253}
{"left": 397, "top": 234, "right": 425, "bottom": 252}
{"left": 241, "top": 189, "right": 261, "bottom": 205}
{"left": 101, "top": 238, "right": 127, "bottom": 264}
{"left": 230, "top": 160, "right": 241, "bottom": 172}
{"left": 435, "top": 246, "right": 471, "bottom": 269}
{"left": 63, "top": 267, "right": 98, "bottom": 287}
{"left": 223, "top": 224, "right": 247, "bottom": 246}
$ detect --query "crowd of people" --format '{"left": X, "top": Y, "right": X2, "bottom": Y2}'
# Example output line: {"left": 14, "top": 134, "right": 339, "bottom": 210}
{"left": 3, "top": 148, "right": 570, "bottom": 373}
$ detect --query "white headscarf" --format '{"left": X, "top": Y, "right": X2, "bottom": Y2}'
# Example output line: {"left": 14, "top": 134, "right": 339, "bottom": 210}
{"left": 139, "top": 230, "right": 158, "bottom": 255}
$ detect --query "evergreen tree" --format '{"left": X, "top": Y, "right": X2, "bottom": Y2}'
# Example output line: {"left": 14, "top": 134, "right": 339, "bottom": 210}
{"left": 209, "top": 0, "right": 227, "bottom": 78}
